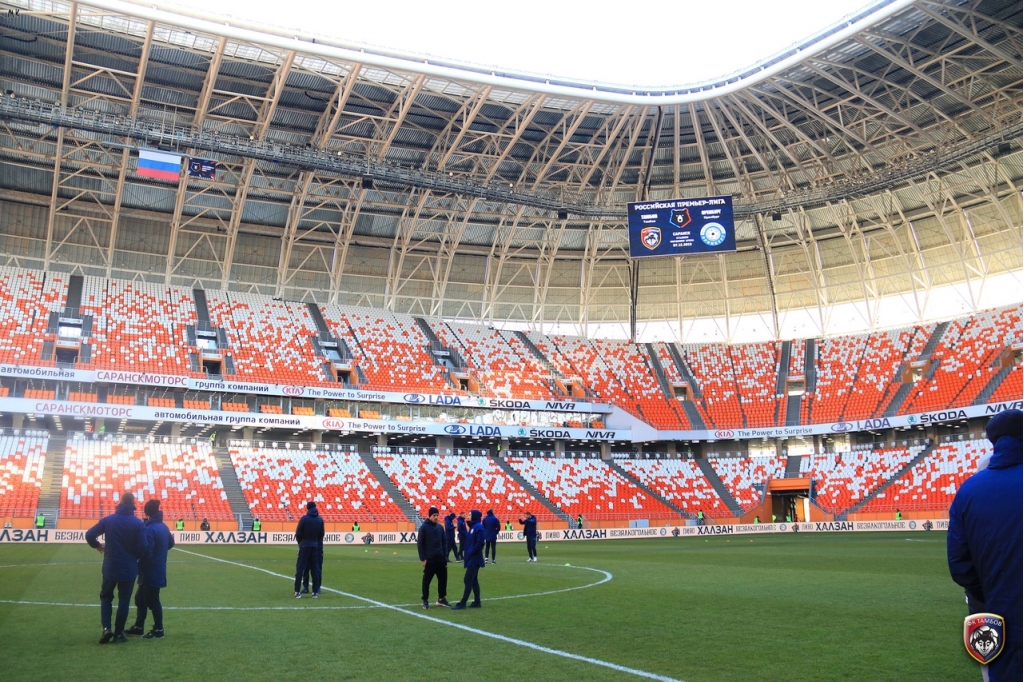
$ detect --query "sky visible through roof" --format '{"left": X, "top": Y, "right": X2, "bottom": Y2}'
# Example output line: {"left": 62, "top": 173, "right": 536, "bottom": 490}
{"left": 173, "top": 0, "right": 880, "bottom": 88}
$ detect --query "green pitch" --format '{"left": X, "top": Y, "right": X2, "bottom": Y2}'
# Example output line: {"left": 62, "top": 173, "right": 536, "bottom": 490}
{"left": 0, "top": 533, "right": 975, "bottom": 681}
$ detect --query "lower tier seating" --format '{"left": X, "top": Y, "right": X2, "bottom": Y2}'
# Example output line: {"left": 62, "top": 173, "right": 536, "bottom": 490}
{"left": 860, "top": 440, "right": 987, "bottom": 512}
{"left": 616, "top": 458, "right": 730, "bottom": 516}
{"left": 0, "top": 432, "right": 48, "bottom": 515}
{"left": 707, "top": 456, "right": 786, "bottom": 510}
{"left": 800, "top": 446, "right": 922, "bottom": 515}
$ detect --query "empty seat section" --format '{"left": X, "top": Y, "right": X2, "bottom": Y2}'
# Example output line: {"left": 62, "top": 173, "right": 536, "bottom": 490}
{"left": 707, "top": 456, "right": 786, "bottom": 510}
{"left": 861, "top": 440, "right": 986, "bottom": 512}
{"left": 799, "top": 446, "right": 921, "bottom": 515}
{"left": 0, "top": 266, "right": 50, "bottom": 366}
{"left": 730, "top": 342, "right": 783, "bottom": 427}
{"left": 0, "top": 433, "right": 48, "bottom": 515}
{"left": 807, "top": 334, "right": 870, "bottom": 424}
{"left": 617, "top": 458, "right": 730, "bottom": 516}
{"left": 842, "top": 326, "right": 929, "bottom": 420}
{"left": 596, "top": 339, "right": 688, "bottom": 428}
{"left": 680, "top": 344, "right": 742, "bottom": 428}
{"left": 61, "top": 438, "right": 232, "bottom": 520}
{"left": 230, "top": 446, "right": 404, "bottom": 522}
{"left": 376, "top": 452, "right": 555, "bottom": 520}
{"left": 507, "top": 457, "right": 679, "bottom": 520}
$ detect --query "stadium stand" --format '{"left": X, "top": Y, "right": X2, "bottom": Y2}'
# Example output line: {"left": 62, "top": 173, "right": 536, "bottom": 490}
{"left": 0, "top": 267, "right": 51, "bottom": 366}
{"left": 800, "top": 446, "right": 923, "bottom": 515}
{"left": 729, "top": 342, "right": 783, "bottom": 427}
{"left": 860, "top": 439, "right": 987, "bottom": 513}
{"left": 375, "top": 450, "right": 556, "bottom": 520}
{"left": 61, "top": 437, "right": 233, "bottom": 520}
{"left": 616, "top": 458, "right": 731, "bottom": 516}
{"left": 230, "top": 444, "right": 405, "bottom": 522}
{"left": 506, "top": 456, "right": 680, "bottom": 520}
{"left": 679, "top": 343, "right": 743, "bottom": 427}
{"left": 707, "top": 456, "right": 786, "bottom": 510}
{"left": 0, "top": 431, "right": 47, "bottom": 515}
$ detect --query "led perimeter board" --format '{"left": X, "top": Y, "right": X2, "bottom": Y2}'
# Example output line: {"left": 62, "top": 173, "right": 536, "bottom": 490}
{"left": 627, "top": 196, "right": 736, "bottom": 259}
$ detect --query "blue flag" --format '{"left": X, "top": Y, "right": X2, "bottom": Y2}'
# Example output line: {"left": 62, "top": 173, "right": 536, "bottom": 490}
{"left": 187, "top": 158, "right": 217, "bottom": 179}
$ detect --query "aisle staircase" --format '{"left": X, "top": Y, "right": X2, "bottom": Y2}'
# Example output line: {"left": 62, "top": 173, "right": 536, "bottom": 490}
{"left": 605, "top": 459, "right": 691, "bottom": 519}
{"left": 357, "top": 450, "right": 422, "bottom": 525}
{"left": 213, "top": 447, "right": 253, "bottom": 530}
{"left": 35, "top": 436, "right": 66, "bottom": 528}
{"left": 695, "top": 459, "right": 744, "bottom": 516}
{"left": 489, "top": 455, "right": 573, "bottom": 525}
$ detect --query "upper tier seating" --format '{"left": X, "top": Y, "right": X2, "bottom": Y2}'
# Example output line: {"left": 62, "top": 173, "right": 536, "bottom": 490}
{"left": 729, "top": 342, "right": 783, "bottom": 427}
{"left": 430, "top": 321, "right": 558, "bottom": 400}
{"left": 988, "top": 363, "right": 1023, "bottom": 403}
{"left": 0, "top": 267, "right": 56, "bottom": 366}
{"left": 375, "top": 452, "right": 556, "bottom": 520}
{"left": 61, "top": 438, "right": 233, "bottom": 520}
{"left": 861, "top": 440, "right": 987, "bottom": 512}
{"left": 506, "top": 456, "right": 680, "bottom": 520}
{"left": 230, "top": 445, "right": 404, "bottom": 522}
{"left": 82, "top": 278, "right": 199, "bottom": 375}
{"left": 800, "top": 446, "right": 922, "bottom": 514}
{"left": 839, "top": 327, "right": 931, "bottom": 421}
{"left": 0, "top": 433, "right": 48, "bottom": 515}
{"left": 679, "top": 343, "right": 743, "bottom": 427}
{"left": 708, "top": 456, "right": 786, "bottom": 510}
{"left": 617, "top": 458, "right": 730, "bottom": 516}
{"left": 207, "top": 292, "right": 322, "bottom": 384}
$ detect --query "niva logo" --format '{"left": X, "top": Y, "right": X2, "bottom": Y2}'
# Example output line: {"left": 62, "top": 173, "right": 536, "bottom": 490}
{"left": 444, "top": 425, "right": 467, "bottom": 435}
{"left": 404, "top": 394, "right": 425, "bottom": 403}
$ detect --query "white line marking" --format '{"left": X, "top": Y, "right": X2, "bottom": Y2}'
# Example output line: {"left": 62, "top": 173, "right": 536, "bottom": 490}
{"left": 175, "top": 548, "right": 682, "bottom": 682}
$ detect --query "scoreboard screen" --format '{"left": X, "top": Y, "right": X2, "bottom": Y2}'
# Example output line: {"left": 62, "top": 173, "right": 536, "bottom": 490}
{"left": 627, "top": 196, "right": 736, "bottom": 259}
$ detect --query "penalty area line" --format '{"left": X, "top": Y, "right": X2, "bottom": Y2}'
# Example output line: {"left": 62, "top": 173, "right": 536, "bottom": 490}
{"left": 174, "top": 548, "right": 681, "bottom": 682}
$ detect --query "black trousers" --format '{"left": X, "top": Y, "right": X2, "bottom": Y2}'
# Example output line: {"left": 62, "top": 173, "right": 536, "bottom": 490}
{"left": 526, "top": 535, "right": 537, "bottom": 559}
{"left": 421, "top": 558, "right": 448, "bottom": 602}
{"left": 457, "top": 565, "right": 481, "bottom": 606}
{"left": 457, "top": 536, "right": 466, "bottom": 560}
{"left": 99, "top": 579, "right": 135, "bottom": 633}
{"left": 133, "top": 583, "right": 163, "bottom": 630}
{"left": 302, "top": 545, "right": 324, "bottom": 590}
{"left": 484, "top": 540, "right": 497, "bottom": 561}
{"left": 294, "top": 546, "right": 321, "bottom": 594}
{"left": 446, "top": 533, "right": 458, "bottom": 561}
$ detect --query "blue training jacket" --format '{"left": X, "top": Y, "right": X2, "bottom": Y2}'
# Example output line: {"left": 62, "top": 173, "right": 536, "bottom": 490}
{"left": 948, "top": 435, "right": 1022, "bottom": 682}
{"left": 463, "top": 511, "right": 485, "bottom": 568}
{"left": 85, "top": 500, "right": 148, "bottom": 582}
{"left": 139, "top": 510, "right": 175, "bottom": 588}
{"left": 520, "top": 515, "right": 537, "bottom": 539}
{"left": 482, "top": 511, "right": 500, "bottom": 542}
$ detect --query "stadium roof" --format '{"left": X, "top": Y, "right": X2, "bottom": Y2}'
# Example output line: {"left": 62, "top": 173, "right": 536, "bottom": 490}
{"left": 0, "top": 0, "right": 1019, "bottom": 341}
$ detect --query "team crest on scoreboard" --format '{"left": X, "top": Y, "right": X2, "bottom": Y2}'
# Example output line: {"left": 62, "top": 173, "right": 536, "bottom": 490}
{"left": 964, "top": 613, "right": 1004, "bottom": 664}
{"left": 640, "top": 226, "right": 661, "bottom": 250}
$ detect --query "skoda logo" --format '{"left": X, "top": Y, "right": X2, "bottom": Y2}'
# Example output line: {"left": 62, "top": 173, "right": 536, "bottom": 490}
{"left": 404, "top": 394, "right": 425, "bottom": 403}
{"left": 444, "top": 425, "right": 466, "bottom": 435}
{"left": 282, "top": 385, "right": 303, "bottom": 396}
{"left": 831, "top": 422, "right": 854, "bottom": 432}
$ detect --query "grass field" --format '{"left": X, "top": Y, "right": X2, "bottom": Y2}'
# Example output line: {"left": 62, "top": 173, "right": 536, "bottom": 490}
{"left": 0, "top": 533, "right": 976, "bottom": 681}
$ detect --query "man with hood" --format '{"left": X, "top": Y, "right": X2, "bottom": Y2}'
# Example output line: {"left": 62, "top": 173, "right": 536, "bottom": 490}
{"left": 482, "top": 508, "right": 500, "bottom": 564}
{"left": 85, "top": 492, "right": 148, "bottom": 644}
{"left": 456, "top": 511, "right": 468, "bottom": 560}
{"left": 444, "top": 512, "right": 458, "bottom": 562}
{"left": 126, "top": 499, "right": 175, "bottom": 639}
{"left": 417, "top": 506, "right": 450, "bottom": 609}
{"left": 294, "top": 501, "right": 325, "bottom": 598}
{"left": 948, "top": 408, "right": 1022, "bottom": 682}
{"left": 451, "top": 509, "right": 484, "bottom": 610}
{"left": 518, "top": 511, "right": 538, "bottom": 562}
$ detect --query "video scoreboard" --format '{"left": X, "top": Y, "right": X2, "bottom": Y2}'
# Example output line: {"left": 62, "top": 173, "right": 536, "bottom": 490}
{"left": 627, "top": 196, "right": 736, "bottom": 259}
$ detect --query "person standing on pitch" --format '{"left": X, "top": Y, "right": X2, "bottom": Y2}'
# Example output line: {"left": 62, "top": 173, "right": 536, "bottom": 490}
{"left": 482, "top": 509, "right": 500, "bottom": 564}
{"left": 418, "top": 506, "right": 450, "bottom": 609}
{"left": 518, "top": 511, "right": 538, "bottom": 562}
{"left": 444, "top": 512, "right": 458, "bottom": 562}
{"left": 85, "top": 492, "right": 148, "bottom": 644}
{"left": 126, "top": 499, "right": 174, "bottom": 639}
{"left": 301, "top": 528, "right": 324, "bottom": 595}
{"left": 948, "top": 408, "right": 1022, "bottom": 682}
{"left": 294, "top": 501, "right": 325, "bottom": 598}
{"left": 451, "top": 509, "right": 484, "bottom": 611}
{"left": 456, "top": 511, "right": 468, "bottom": 561}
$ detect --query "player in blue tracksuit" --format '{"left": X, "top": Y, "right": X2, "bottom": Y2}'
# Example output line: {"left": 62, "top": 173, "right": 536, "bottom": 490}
{"left": 444, "top": 512, "right": 458, "bottom": 562}
{"left": 482, "top": 509, "right": 500, "bottom": 564}
{"left": 294, "top": 502, "right": 325, "bottom": 598}
{"left": 85, "top": 492, "right": 149, "bottom": 644}
{"left": 948, "top": 408, "right": 1022, "bottom": 682}
{"left": 519, "top": 511, "right": 538, "bottom": 562}
{"left": 451, "top": 509, "right": 484, "bottom": 610}
{"left": 456, "top": 512, "right": 468, "bottom": 561}
{"left": 127, "top": 499, "right": 175, "bottom": 639}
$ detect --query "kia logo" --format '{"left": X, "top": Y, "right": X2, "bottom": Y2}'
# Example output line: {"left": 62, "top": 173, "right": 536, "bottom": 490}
{"left": 444, "top": 425, "right": 466, "bottom": 435}
{"left": 322, "top": 419, "right": 344, "bottom": 429}
{"left": 830, "top": 422, "right": 854, "bottom": 432}
{"left": 282, "top": 386, "right": 303, "bottom": 396}
{"left": 404, "top": 394, "right": 425, "bottom": 403}
{"left": 714, "top": 430, "right": 735, "bottom": 438}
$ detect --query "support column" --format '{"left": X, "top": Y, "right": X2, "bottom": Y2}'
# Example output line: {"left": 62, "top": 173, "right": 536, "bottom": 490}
{"left": 436, "top": 436, "right": 454, "bottom": 455}
{"left": 376, "top": 434, "right": 388, "bottom": 448}
{"left": 600, "top": 442, "right": 611, "bottom": 460}
{"left": 12, "top": 414, "right": 24, "bottom": 430}
{"left": 171, "top": 422, "right": 181, "bottom": 438}
{"left": 499, "top": 438, "right": 509, "bottom": 458}
{"left": 554, "top": 440, "right": 565, "bottom": 458}
{"left": 243, "top": 427, "right": 254, "bottom": 441}
{"left": 312, "top": 431, "right": 322, "bottom": 444}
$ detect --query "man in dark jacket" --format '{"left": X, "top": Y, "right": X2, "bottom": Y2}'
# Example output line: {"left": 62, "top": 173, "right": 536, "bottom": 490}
{"left": 482, "top": 509, "right": 500, "bottom": 564}
{"left": 126, "top": 499, "right": 175, "bottom": 639}
{"left": 456, "top": 512, "right": 468, "bottom": 560}
{"left": 417, "top": 506, "right": 449, "bottom": 609}
{"left": 451, "top": 509, "right": 485, "bottom": 610}
{"left": 444, "top": 512, "right": 458, "bottom": 562}
{"left": 294, "top": 501, "right": 325, "bottom": 598}
{"left": 948, "top": 409, "right": 1022, "bottom": 682}
{"left": 85, "top": 492, "right": 148, "bottom": 644}
{"left": 519, "top": 511, "right": 538, "bottom": 562}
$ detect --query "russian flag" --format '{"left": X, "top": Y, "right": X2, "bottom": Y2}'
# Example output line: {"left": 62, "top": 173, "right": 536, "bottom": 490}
{"left": 137, "top": 148, "right": 182, "bottom": 182}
